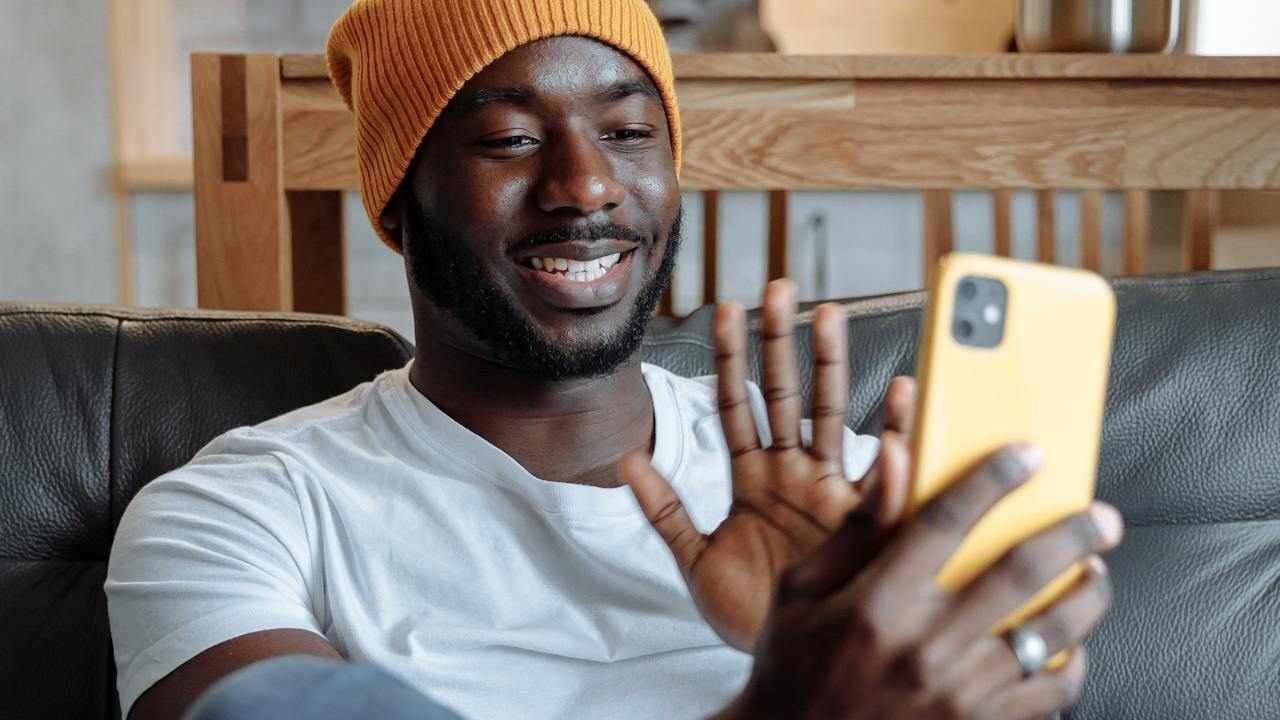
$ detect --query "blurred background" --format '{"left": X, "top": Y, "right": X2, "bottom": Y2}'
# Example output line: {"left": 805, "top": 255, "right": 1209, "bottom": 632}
{"left": 2, "top": 0, "right": 1278, "bottom": 339}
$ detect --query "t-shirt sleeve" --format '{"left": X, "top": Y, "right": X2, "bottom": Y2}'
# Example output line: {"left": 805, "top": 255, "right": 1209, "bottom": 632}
{"left": 106, "top": 436, "right": 325, "bottom": 717}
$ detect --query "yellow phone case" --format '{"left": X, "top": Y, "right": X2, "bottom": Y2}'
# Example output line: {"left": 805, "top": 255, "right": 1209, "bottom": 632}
{"left": 909, "top": 253, "right": 1116, "bottom": 640}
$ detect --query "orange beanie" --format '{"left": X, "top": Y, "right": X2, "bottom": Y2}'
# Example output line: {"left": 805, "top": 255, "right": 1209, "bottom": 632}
{"left": 326, "top": 0, "right": 681, "bottom": 253}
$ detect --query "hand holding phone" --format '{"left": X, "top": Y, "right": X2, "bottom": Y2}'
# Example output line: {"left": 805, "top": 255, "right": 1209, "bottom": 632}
{"left": 910, "top": 253, "right": 1117, "bottom": 641}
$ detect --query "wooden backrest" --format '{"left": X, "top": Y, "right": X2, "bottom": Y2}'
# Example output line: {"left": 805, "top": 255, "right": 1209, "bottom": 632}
{"left": 192, "top": 52, "right": 1280, "bottom": 314}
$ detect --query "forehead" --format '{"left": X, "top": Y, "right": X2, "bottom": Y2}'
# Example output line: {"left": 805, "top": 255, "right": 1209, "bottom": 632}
{"left": 456, "top": 36, "right": 655, "bottom": 106}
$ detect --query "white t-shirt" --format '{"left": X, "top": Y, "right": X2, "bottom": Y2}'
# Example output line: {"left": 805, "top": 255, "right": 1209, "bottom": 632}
{"left": 107, "top": 363, "right": 878, "bottom": 719}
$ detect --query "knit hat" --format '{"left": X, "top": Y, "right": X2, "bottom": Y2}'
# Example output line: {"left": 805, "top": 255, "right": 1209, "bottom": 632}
{"left": 327, "top": 0, "right": 682, "bottom": 253}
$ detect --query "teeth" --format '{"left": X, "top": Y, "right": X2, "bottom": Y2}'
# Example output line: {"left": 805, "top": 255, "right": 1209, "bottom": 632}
{"left": 526, "top": 252, "right": 626, "bottom": 282}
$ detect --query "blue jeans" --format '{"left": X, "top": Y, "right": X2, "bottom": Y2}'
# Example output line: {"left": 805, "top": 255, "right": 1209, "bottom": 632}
{"left": 184, "top": 655, "right": 465, "bottom": 720}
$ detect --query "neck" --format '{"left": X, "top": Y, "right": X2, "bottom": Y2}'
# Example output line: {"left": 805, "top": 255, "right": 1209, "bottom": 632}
{"left": 408, "top": 338, "right": 654, "bottom": 488}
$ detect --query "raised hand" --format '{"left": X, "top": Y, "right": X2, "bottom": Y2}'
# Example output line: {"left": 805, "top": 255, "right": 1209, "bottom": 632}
{"left": 621, "top": 279, "right": 911, "bottom": 651}
{"left": 721, "top": 445, "right": 1122, "bottom": 720}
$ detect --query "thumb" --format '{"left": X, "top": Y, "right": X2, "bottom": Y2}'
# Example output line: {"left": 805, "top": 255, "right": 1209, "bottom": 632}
{"left": 782, "top": 431, "right": 910, "bottom": 599}
{"left": 621, "top": 451, "right": 708, "bottom": 573}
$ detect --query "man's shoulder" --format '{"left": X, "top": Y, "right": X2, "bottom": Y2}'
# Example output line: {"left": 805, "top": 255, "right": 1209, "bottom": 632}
{"left": 195, "top": 369, "right": 398, "bottom": 460}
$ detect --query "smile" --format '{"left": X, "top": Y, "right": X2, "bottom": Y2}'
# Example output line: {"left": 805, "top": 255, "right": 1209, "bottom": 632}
{"left": 523, "top": 253, "right": 623, "bottom": 283}
{"left": 514, "top": 248, "right": 638, "bottom": 310}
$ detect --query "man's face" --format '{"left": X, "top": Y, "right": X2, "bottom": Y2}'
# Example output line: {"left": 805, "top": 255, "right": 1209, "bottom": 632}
{"left": 390, "top": 36, "right": 682, "bottom": 381}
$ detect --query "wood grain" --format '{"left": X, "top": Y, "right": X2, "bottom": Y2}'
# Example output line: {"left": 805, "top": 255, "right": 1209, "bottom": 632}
{"left": 702, "top": 190, "right": 719, "bottom": 305}
{"left": 672, "top": 54, "right": 1280, "bottom": 81}
{"left": 279, "top": 52, "right": 1280, "bottom": 81}
{"left": 993, "top": 189, "right": 1012, "bottom": 257}
{"left": 1184, "top": 190, "right": 1217, "bottom": 272}
{"left": 1123, "top": 190, "right": 1150, "bottom": 275}
{"left": 287, "top": 191, "right": 346, "bottom": 315}
{"left": 194, "top": 54, "right": 293, "bottom": 311}
{"left": 1036, "top": 190, "right": 1056, "bottom": 263}
{"left": 1079, "top": 190, "right": 1103, "bottom": 272}
{"left": 767, "top": 191, "right": 789, "bottom": 281}
{"left": 677, "top": 80, "right": 856, "bottom": 110}
{"left": 220, "top": 55, "right": 248, "bottom": 182}
{"left": 273, "top": 58, "right": 1280, "bottom": 193}
{"left": 922, "top": 190, "right": 953, "bottom": 288}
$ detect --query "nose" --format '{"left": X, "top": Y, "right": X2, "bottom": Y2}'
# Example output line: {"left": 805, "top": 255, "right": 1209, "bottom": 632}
{"left": 533, "top": 134, "right": 626, "bottom": 217}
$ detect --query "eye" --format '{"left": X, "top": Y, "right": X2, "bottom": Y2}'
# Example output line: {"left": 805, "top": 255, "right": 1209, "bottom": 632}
{"left": 603, "top": 127, "right": 656, "bottom": 145}
{"left": 477, "top": 135, "right": 539, "bottom": 150}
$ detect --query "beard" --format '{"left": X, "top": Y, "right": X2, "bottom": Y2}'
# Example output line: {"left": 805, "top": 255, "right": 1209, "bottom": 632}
{"left": 402, "top": 197, "right": 682, "bottom": 381}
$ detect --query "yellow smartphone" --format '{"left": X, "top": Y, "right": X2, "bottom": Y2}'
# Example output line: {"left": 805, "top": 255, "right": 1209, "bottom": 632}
{"left": 908, "top": 253, "right": 1116, "bottom": 641}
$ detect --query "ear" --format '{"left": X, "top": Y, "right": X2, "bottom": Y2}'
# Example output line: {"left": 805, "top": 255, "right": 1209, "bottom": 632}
{"left": 380, "top": 189, "right": 405, "bottom": 234}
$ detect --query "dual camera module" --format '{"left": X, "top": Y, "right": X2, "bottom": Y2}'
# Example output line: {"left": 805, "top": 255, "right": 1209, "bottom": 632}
{"left": 952, "top": 276, "right": 1007, "bottom": 349}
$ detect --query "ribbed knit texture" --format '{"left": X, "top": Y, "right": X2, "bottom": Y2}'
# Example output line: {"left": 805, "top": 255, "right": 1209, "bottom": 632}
{"left": 327, "top": 0, "right": 680, "bottom": 253}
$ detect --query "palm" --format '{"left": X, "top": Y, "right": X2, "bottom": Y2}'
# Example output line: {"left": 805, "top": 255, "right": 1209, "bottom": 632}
{"left": 623, "top": 281, "right": 902, "bottom": 651}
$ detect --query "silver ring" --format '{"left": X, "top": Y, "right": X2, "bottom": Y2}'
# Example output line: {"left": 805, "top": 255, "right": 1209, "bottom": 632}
{"left": 1004, "top": 625, "right": 1049, "bottom": 678}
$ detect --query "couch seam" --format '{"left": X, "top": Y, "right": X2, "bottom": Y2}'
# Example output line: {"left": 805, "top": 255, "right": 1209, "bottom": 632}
{"left": 106, "top": 318, "right": 121, "bottom": 560}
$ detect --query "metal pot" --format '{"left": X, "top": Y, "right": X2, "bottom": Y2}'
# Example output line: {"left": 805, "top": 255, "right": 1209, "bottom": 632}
{"left": 1016, "top": 0, "right": 1181, "bottom": 53}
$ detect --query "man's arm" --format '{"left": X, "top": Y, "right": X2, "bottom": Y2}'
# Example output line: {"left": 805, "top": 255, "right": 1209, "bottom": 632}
{"left": 128, "top": 629, "right": 341, "bottom": 720}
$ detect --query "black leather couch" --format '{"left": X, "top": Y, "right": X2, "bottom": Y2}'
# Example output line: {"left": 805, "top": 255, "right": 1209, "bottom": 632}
{"left": 3, "top": 268, "right": 1278, "bottom": 719}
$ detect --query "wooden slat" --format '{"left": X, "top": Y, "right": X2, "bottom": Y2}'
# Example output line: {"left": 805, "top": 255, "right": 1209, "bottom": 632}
{"left": 275, "top": 58, "right": 1280, "bottom": 193}
{"left": 108, "top": 0, "right": 183, "bottom": 305}
{"left": 1123, "top": 190, "right": 1150, "bottom": 275}
{"left": 659, "top": 280, "right": 675, "bottom": 316}
{"left": 1036, "top": 190, "right": 1055, "bottom": 263}
{"left": 117, "top": 157, "right": 194, "bottom": 191}
{"left": 1080, "top": 190, "right": 1103, "bottom": 272}
{"left": 767, "top": 190, "right": 789, "bottom": 281}
{"left": 278, "top": 52, "right": 1280, "bottom": 82}
{"left": 922, "top": 190, "right": 954, "bottom": 288}
{"left": 1183, "top": 190, "right": 1218, "bottom": 271}
{"left": 287, "top": 191, "right": 346, "bottom": 314}
{"left": 993, "top": 189, "right": 1013, "bottom": 257}
{"left": 194, "top": 54, "right": 293, "bottom": 311}
{"left": 702, "top": 190, "right": 719, "bottom": 305}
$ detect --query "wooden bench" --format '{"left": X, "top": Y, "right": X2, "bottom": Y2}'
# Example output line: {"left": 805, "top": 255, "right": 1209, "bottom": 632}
{"left": 192, "top": 52, "right": 1280, "bottom": 314}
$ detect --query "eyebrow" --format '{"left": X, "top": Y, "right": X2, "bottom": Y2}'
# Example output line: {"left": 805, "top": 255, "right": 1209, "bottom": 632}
{"left": 455, "top": 85, "right": 534, "bottom": 115}
{"left": 454, "top": 79, "right": 661, "bottom": 116}
{"left": 600, "top": 79, "right": 662, "bottom": 104}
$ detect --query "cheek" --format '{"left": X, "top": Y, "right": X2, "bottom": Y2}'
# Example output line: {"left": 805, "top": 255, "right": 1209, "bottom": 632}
{"left": 630, "top": 170, "right": 680, "bottom": 221}
{"left": 424, "top": 166, "right": 532, "bottom": 232}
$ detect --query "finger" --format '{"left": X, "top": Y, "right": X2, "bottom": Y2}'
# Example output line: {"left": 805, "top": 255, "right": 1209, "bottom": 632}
{"left": 783, "top": 432, "right": 911, "bottom": 599}
{"left": 974, "top": 647, "right": 1088, "bottom": 720}
{"left": 883, "top": 376, "right": 917, "bottom": 436}
{"left": 760, "top": 280, "right": 803, "bottom": 453}
{"left": 781, "top": 506, "right": 882, "bottom": 600}
{"left": 933, "top": 505, "right": 1122, "bottom": 653}
{"left": 714, "top": 302, "right": 763, "bottom": 464}
{"left": 620, "top": 451, "right": 708, "bottom": 572}
{"left": 870, "top": 429, "right": 911, "bottom": 528}
{"left": 874, "top": 443, "right": 1042, "bottom": 592}
{"left": 809, "top": 302, "right": 850, "bottom": 466}
{"left": 939, "top": 555, "right": 1112, "bottom": 704}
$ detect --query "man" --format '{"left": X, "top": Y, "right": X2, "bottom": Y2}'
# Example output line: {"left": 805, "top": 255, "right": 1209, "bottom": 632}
{"left": 106, "top": 2, "right": 1122, "bottom": 718}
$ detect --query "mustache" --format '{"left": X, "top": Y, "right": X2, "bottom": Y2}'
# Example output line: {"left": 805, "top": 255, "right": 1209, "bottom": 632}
{"left": 508, "top": 222, "right": 648, "bottom": 252}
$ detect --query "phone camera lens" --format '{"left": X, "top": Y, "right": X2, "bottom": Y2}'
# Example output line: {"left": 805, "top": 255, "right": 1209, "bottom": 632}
{"left": 955, "top": 319, "right": 974, "bottom": 339}
{"left": 959, "top": 280, "right": 978, "bottom": 301}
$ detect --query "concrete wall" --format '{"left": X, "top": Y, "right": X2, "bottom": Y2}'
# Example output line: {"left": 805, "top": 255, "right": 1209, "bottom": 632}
{"left": 0, "top": 2, "right": 116, "bottom": 304}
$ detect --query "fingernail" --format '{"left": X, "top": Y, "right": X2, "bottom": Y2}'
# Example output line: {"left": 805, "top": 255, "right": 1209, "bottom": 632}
{"left": 1089, "top": 503, "right": 1124, "bottom": 546}
{"left": 1011, "top": 443, "right": 1043, "bottom": 473}
{"left": 1086, "top": 554, "right": 1108, "bottom": 576}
